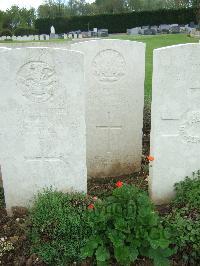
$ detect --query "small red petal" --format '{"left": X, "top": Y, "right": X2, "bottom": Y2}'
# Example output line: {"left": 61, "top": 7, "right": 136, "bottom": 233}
{"left": 116, "top": 181, "right": 123, "bottom": 188}
{"left": 147, "top": 156, "right": 154, "bottom": 162}
{"left": 88, "top": 204, "right": 95, "bottom": 209}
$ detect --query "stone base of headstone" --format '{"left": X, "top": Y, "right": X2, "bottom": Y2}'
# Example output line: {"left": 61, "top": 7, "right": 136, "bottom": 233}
{"left": 50, "top": 33, "right": 56, "bottom": 39}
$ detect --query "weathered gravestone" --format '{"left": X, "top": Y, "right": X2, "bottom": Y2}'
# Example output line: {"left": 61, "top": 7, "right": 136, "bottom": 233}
{"left": 127, "top": 27, "right": 140, "bottom": 35}
{"left": 0, "top": 48, "right": 11, "bottom": 188}
{"left": 72, "top": 40, "right": 145, "bottom": 177}
{"left": 0, "top": 47, "right": 87, "bottom": 211}
{"left": 50, "top": 25, "right": 56, "bottom": 39}
{"left": 150, "top": 44, "right": 200, "bottom": 204}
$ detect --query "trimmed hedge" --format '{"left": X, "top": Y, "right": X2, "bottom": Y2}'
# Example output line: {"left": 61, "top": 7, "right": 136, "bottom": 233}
{"left": 0, "top": 28, "right": 12, "bottom": 36}
{"left": 35, "top": 8, "right": 197, "bottom": 34}
{"left": 14, "top": 27, "right": 39, "bottom": 36}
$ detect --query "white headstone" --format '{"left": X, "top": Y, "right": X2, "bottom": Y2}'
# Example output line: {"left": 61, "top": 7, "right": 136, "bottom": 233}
{"left": 29, "top": 35, "right": 34, "bottom": 41}
{"left": 150, "top": 44, "right": 200, "bottom": 204}
{"left": 0, "top": 48, "right": 11, "bottom": 186}
{"left": 0, "top": 47, "right": 87, "bottom": 211}
{"left": 40, "top": 35, "right": 45, "bottom": 41}
{"left": 159, "top": 24, "right": 170, "bottom": 31}
{"left": 72, "top": 39, "right": 145, "bottom": 177}
{"left": 12, "top": 36, "right": 17, "bottom": 41}
{"left": 51, "top": 26, "right": 55, "bottom": 34}
{"left": 24, "top": 35, "right": 29, "bottom": 41}
{"left": 151, "top": 26, "right": 158, "bottom": 30}
{"left": 34, "top": 35, "right": 39, "bottom": 41}
{"left": 127, "top": 27, "right": 140, "bottom": 35}
{"left": 138, "top": 29, "right": 144, "bottom": 35}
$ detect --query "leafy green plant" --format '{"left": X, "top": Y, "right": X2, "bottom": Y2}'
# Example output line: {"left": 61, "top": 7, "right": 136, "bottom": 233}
{"left": 173, "top": 171, "right": 200, "bottom": 210}
{"left": 82, "top": 183, "right": 173, "bottom": 266}
{"left": 163, "top": 171, "right": 200, "bottom": 264}
{"left": 29, "top": 189, "right": 92, "bottom": 265}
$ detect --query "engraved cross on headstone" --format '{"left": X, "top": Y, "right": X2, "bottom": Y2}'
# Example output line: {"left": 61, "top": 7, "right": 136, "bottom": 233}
{"left": 25, "top": 155, "right": 66, "bottom": 164}
{"left": 96, "top": 111, "right": 122, "bottom": 155}
{"left": 161, "top": 87, "right": 200, "bottom": 139}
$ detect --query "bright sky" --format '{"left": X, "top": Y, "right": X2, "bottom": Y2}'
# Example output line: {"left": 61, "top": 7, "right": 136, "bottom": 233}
{"left": 0, "top": 0, "right": 94, "bottom": 11}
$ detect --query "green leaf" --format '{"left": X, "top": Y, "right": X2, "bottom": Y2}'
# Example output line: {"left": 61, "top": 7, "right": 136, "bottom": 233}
{"left": 149, "top": 228, "right": 160, "bottom": 239}
{"left": 108, "top": 230, "right": 125, "bottom": 247}
{"left": 153, "top": 257, "right": 170, "bottom": 266}
{"left": 129, "top": 246, "right": 139, "bottom": 262}
{"left": 97, "top": 261, "right": 108, "bottom": 266}
{"left": 95, "top": 246, "right": 110, "bottom": 262}
{"left": 148, "top": 247, "right": 172, "bottom": 266}
{"left": 114, "top": 217, "right": 130, "bottom": 233}
{"left": 81, "top": 236, "right": 101, "bottom": 258}
{"left": 81, "top": 243, "right": 96, "bottom": 258}
{"left": 114, "top": 246, "right": 131, "bottom": 264}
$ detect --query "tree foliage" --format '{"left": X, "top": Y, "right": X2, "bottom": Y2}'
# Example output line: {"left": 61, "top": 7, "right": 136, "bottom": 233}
{"left": 36, "top": 0, "right": 200, "bottom": 18}
{"left": 0, "top": 5, "right": 35, "bottom": 31}
{"left": 35, "top": 8, "right": 197, "bottom": 34}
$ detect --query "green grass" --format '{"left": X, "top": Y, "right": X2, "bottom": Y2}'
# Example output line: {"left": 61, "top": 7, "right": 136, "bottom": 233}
{"left": 111, "top": 34, "right": 200, "bottom": 101}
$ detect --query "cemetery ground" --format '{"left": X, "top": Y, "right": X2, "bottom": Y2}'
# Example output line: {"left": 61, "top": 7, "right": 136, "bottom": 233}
{"left": 0, "top": 34, "right": 200, "bottom": 265}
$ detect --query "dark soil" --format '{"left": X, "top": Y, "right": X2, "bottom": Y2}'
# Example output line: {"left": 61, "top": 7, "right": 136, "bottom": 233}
{"left": 0, "top": 207, "right": 44, "bottom": 266}
{"left": 0, "top": 105, "right": 179, "bottom": 265}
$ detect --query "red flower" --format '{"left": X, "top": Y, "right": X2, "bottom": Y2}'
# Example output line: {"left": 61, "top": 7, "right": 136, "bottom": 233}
{"left": 147, "top": 156, "right": 154, "bottom": 162}
{"left": 116, "top": 181, "right": 123, "bottom": 188}
{"left": 88, "top": 204, "right": 95, "bottom": 210}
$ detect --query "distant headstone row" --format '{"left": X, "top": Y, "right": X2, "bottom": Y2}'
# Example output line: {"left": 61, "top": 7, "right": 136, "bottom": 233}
{"left": 0, "top": 35, "right": 50, "bottom": 41}
{"left": 0, "top": 30, "right": 109, "bottom": 42}
{"left": 190, "top": 28, "right": 200, "bottom": 38}
{"left": 0, "top": 40, "right": 199, "bottom": 213}
{"left": 65, "top": 29, "right": 109, "bottom": 39}
{"left": 127, "top": 23, "right": 197, "bottom": 35}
